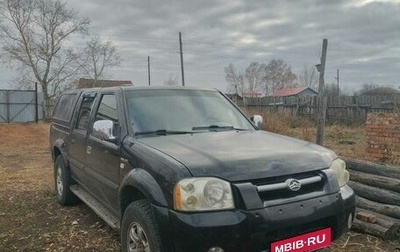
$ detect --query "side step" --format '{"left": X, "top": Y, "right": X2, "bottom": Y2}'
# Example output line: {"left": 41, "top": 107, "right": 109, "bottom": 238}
{"left": 70, "top": 185, "right": 120, "bottom": 230}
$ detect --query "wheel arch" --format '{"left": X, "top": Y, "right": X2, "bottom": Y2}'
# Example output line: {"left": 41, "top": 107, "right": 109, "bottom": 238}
{"left": 52, "top": 139, "right": 69, "bottom": 165}
{"left": 119, "top": 168, "right": 168, "bottom": 216}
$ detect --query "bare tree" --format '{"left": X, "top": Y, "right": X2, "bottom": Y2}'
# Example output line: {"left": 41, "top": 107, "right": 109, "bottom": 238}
{"left": 0, "top": 0, "right": 90, "bottom": 119}
{"left": 79, "top": 36, "right": 121, "bottom": 87}
{"left": 298, "top": 64, "right": 318, "bottom": 89}
{"left": 265, "top": 59, "right": 297, "bottom": 94}
{"left": 325, "top": 82, "right": 342, "bottom": 98}
{"left": 355, "top": 82, "right": 380, "bottom": 95}
{"left": 224, "top": 63, "right": 245, "bottom": 95}
{"left": 244, "top": 62, "right": 267, "bottom": 93}
{"left": 225, "top": 60, "right": 296, "bottom": 95}
{"left": 7, "top": 67, "right": 34, "bottom": 90}
{"left": 163, "top": 74, "right": 179, "bottom": 86}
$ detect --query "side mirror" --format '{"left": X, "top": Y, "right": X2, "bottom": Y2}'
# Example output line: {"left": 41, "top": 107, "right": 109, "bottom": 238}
{"left": 251, "top": 115, "right": 263, "bottom": 129}
{"left": 93, "top": 120, "right": 117, "bottom": 142}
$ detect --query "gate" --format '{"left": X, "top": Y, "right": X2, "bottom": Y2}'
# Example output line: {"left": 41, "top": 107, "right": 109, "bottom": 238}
{"left": 0, "top": 89, "right": 44, "bottom": 123}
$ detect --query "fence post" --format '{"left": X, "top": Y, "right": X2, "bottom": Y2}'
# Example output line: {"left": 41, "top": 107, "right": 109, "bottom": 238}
{"left": 6, "top": 91, "right": 10, "bottom": 123}
{"left": 35, "top": 82, "right": 38, "bottom": 123}
{"left": 316, "top": 39, "right": 328, "bottom": 146}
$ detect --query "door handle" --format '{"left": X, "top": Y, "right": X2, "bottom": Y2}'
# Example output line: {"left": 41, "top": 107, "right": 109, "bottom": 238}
{"left": 86, "top": 146, "right": 92, "bottom": 155}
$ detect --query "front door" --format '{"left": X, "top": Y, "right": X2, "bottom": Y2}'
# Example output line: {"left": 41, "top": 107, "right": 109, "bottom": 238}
{"left": 85, "top": 93, "right": 121, "bottom": 215}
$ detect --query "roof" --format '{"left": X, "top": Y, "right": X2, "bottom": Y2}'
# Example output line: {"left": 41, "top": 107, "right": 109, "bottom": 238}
{"left": 242, "top": 92, "right": 262, "bottom": 97}
{"left": 268, "top": 87, "right": 316, "bottom": 97}
{"left": 77, "top": 78, "right": 133, "bottom": 89}
{"left": 361, "top": 87, "right": 400, "bottom": 95}
{"left": 225, "top": 93, "right": 242, "bottom": 98}
{"left": 76, "top": 86, "right": 218, "bottom": 93}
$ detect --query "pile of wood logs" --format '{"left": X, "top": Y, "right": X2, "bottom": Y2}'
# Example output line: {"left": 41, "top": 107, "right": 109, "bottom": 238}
{"left": 344, "top": 157, "right": 400, "bottom": 241}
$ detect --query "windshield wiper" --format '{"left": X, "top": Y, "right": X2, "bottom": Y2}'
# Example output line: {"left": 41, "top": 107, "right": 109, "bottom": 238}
{"left": 192, "top": 125, "right": 247, "bottom": 131}
{"left": 135, "top": 129, "right": 194, "bottom": 136}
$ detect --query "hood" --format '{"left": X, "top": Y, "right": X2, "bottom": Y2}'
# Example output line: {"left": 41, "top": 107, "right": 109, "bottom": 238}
{"left": 138, "top": 131, "right": 336, "bottom": 182}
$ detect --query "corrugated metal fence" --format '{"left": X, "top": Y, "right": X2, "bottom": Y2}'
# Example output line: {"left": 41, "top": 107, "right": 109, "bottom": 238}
{"left": 0, "top": 89, "right": 44, "bottom": 123}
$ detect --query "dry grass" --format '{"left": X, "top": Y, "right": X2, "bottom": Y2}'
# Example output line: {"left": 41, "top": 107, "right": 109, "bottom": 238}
{"left": 0, "top": 123, "right": 119, "bottom": 252}
{"left": 244, "top": 108, "right": 371, "bottom": 161}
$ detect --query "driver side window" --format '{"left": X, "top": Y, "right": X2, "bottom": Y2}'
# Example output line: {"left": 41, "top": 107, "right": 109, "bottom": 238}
{"left": 91, "top": 94, "right": 119, "bottom": 140}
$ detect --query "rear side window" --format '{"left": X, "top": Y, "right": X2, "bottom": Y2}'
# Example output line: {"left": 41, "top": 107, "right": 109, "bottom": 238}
{"left": 53, "top": 94, "right": 77, "bottom": 122}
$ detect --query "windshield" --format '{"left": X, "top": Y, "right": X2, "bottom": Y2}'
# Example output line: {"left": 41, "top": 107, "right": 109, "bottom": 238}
{"left": 125, "top": 89, "right": 254, "bottom": 134}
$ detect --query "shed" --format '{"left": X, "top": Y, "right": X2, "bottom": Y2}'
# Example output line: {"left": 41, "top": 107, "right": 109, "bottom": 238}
{"left": 360, "top": 87, "right": 400, "bottom": 96}
{"left": 268, "top": 87, "right": 317, "bottom": 104}
{"left": 359, "top": 87, "right": 400, "bottom": 108}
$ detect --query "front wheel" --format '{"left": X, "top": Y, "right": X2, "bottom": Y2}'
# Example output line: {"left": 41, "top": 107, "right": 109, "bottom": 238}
{"left": 121, "top": 200, "right": 163, "bottom": 252}
{"left": 54, "top": 155, "right": 78, "bottom": 206}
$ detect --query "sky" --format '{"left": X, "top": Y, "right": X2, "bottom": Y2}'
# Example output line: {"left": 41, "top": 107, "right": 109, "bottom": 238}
{"left": 0, "top": 0, "right": 400, "bottom": 93}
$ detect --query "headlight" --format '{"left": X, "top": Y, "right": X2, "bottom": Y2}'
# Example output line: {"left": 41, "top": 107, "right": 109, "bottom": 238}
{"left": 174, "top": 177, "right": 234, "bottom": 212}
{"left": 330, "top": 158, "right": 350, "bottom": 187}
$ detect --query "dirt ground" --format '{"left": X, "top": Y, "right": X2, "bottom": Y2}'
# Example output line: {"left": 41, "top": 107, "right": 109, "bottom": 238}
{"left": 0, "top": 123, "right": 399, "bottom": 251}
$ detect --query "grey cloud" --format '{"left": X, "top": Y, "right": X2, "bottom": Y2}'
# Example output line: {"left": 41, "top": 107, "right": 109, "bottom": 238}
{"left": 1, "top": 0, "right": 400, "bottom": 91}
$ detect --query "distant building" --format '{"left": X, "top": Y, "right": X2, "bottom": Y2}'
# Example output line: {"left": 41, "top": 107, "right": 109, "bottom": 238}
{"left": 359, "top": 87, "right": 400, "bottom": 108}
{"left": 242, "top": 92, "right": 263, "bottom": 97}
{"left": 225, "top": 93, "right": 243, "bottom": 106}
{"left": 360, "top": 87, "right": 400, "bottom": 96}
{"left": 77, "top": 78, "right": 133, "bottom": 89}
{"left": 269, "top": 87, "right": 317, "bottom": 98}
{"left": 267, "top": 87, "right": 317, "bottom": 104}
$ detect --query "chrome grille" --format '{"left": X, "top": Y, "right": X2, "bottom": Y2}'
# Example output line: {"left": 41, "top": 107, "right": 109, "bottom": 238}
{"left": 253, "top": 172, "right": 325, "bottom": 203}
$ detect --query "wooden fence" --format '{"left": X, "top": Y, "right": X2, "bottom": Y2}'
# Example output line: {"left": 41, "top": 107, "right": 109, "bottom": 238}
{"left": 241, "top": 95, "right": 399, "bottom": 125}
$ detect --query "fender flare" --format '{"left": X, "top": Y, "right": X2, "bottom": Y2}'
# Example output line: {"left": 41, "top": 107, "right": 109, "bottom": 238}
{"left": 52, "top": 139, "right": 69, "bottom": 165}
{"left": 119, "top": 168, "right": 168, "bottom": 207}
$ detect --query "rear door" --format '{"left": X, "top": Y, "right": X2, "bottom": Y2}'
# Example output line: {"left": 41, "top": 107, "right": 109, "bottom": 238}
{"left": 85, "top": 92, "right": 121, "bottom": 214}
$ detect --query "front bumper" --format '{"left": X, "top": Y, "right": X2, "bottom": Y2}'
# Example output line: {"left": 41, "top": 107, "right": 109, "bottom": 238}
{"left": 163, "top": 185, "right": 355, "bottom": 252}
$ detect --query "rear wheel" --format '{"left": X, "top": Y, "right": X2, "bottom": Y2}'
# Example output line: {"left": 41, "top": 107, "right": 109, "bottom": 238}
{"left": 121, "top": 200, "right": 163, "bottom": 252}
{"left": 54, "top": 155, "right": 78, "bottom": 205}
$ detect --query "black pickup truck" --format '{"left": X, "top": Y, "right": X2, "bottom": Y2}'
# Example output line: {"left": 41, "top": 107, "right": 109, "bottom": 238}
{"left": 50, "top": 86, "right": 355, "bottom": 252}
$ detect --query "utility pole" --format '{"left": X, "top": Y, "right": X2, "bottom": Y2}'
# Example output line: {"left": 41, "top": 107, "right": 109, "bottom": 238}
{"left": 316, "top": 39, "right": 328, "bottom": 146}
{"left": 147, "top": 56, "right": 151, "bottom": 86}
{"left": 35, "top": 82, "right": 38, "bottom": 123}
{"left": 335, "top": 69, "right": 340, "bottom": 93}
{"left": 179, "top": 31, "right": 185, "bottom": 86}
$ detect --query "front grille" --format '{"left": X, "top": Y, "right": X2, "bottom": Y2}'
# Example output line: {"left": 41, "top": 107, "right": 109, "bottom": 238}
{"left": 253, "top": 172, "right": 325, "bottom": 202}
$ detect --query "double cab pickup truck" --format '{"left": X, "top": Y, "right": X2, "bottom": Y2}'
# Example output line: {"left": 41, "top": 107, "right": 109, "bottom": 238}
{"left": 50, "top": 86, "right": 355, "bottom": 252}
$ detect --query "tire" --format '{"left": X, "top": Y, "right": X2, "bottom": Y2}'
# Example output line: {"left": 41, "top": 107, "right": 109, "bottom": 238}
{"left": 121, "top": 200, "right": 163, "bottom": 252}
{"left": 54, "top": 155, "right": 78, "bottom": 206}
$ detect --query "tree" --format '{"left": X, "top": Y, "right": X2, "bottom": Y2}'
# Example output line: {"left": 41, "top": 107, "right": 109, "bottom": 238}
{"left": 79, "top": 36, "right": 121, "bottom": 87}
{"left": 265, "top": 59, "right": 297, "bottom": 94}
{"left": 224, "top": 63, "right": 245, "bottom": 95}
{"left": 354, "top": 82, "right": 380, "bottom": 95}
{"left": 7, "top": 67, "right": 34, "bottom": 90}
{"left": 225, "top": 62, "right": 267, "bottom": 95}
{"left": 0, "top": 0, "right": 90, "bottom": 119}
{"left": 325, "top": 82, "right": 342, "bottom": 98}
{"left": 225, "top": 60, "right": 297, "bottom": 95}
{"left": 244, "top": 62, "right": 267, "bottom": 93}
{"left": 298, "top": 64, "right": 318, "bottom": 89}
{"left": 163, "top": 74, "right": 179, "bottom": 86}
